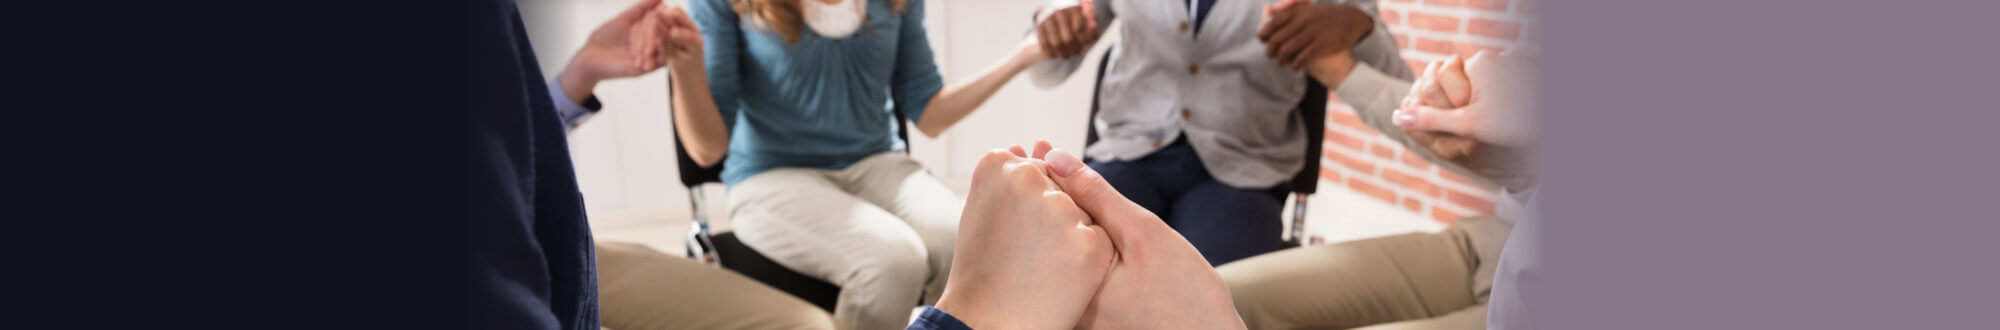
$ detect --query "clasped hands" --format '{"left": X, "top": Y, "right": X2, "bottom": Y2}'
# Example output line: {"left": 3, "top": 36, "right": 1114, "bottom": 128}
{"left": 1393, "top": 50, "right": 1538, "bottom": 189}
{"left": 934, "top": 141, "right": 1245, "bottom": 330}
{"left": 1034, "top": 0, "right": 1371, "bottom": 72}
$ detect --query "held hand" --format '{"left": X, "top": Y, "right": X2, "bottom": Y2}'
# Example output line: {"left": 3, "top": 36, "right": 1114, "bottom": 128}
{"left": 1015, "top": 36, "right": 1049, "bottom": 65}
{"left": 1034, "top": 0, "right": 1099, "bottom": 59}
{"left": 567, "top": 0, "right": 672, "bottom": 83}
{"left": 1260, "top": 0, "right": 1374, "bottom": 71}
{"left": 657, "top": 6, "right": 705, "bottom": 75}
{"left": 1395, "top": 51, "right": 1537, "bottom": 147}
{"left": 1400, "top": 58, "right": 1481, "bottom": 159}
{"left": 1403, "top": 56, "right": 1472, "bottom": 110}
{"left": 1028, "top": 141, "right": 1246, "bottom": 330}
{"left": 933, "top": 144, "right": 1116, "bottom": 330}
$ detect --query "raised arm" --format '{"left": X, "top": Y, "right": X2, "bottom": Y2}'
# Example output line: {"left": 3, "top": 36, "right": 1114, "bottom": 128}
{"left": 547, "top": 0, "right": 679, "bottom": 131}
{"left": 666, "top": 0, "right": 738, "bottom": 168}
{"left": 910, "top": 39, "right": 1047, "bottom": 138}
{"left": 892, "top": 0, "right": 1048, "bottom": 138}
{"left": 1025, "top": 0, "right": 1114, "bottom": 87}
{"left": 1266, "top": 0, "right": 1413, "bottom": 82}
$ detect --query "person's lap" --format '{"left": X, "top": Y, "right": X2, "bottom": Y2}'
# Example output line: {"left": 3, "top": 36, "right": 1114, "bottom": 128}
{"left": 837, "top": 152, "right": 963, "bottom": 305}
{"left": 1218, "top": 227, "right": 1482, "bottom": 329}
{"left": 1087, "top": 141, "right": 1288, "bottom": 266}
{"left": 594, "top": 242, "right": 837, "bottom": 330}
{"left": 1172, "top": 180, "right": 1287, "bottom": 266}
{"left": 725, "top": 152, "right": 959, "bottom": 330}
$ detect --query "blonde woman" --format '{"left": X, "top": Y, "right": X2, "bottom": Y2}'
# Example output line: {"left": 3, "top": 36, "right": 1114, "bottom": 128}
{"left": 650, "top": 0, "right": 1044, "bottom": 328}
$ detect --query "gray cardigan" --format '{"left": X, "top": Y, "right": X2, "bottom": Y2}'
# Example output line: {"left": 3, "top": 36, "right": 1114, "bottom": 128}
{"left": 1029, "top": 0, "right": 1414, "bottom": 189}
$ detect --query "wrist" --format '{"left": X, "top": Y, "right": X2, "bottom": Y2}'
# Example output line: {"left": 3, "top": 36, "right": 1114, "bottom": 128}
{"left": 556, "top": 64, "right": 600, "bottom": 104}
{"left": 1009, "top": 42, "right": 1044, "bottom": 70}
{"left": 667, "top": 63, "right": 705, "bottom": 83}
{"left": 1306, "top": 51, "right": 1358, "bottom": 87}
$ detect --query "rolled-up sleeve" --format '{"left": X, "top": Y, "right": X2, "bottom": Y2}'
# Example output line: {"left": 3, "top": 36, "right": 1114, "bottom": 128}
{"left": 889, "top": 0, "right": 945, "bottom": 123}
{"left": 690, "top": 0, "right": 746, "bottom": 128}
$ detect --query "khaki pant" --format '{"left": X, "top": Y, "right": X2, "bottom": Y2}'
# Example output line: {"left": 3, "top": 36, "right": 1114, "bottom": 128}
{"left": 1220, "top": 217, "right": 1511, "bottom": 330}
{"left": 594, "top": 242, "right": 837, "bottom": 330}
{"left": 728, "top": 152, "right": 963, "bottom": 330}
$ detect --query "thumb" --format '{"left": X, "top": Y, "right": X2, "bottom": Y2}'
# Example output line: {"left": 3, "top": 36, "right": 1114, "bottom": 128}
{"left": 612, "top": 0, "right": 664, "bottom": 25}
{"left": 1044, "top": 148, "right": 1157, "bottom": 253}
{"left": 1395, "top": 104, "right": 1477, "bottom": 136}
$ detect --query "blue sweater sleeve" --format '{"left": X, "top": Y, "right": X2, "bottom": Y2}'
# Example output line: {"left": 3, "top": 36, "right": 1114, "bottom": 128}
{"left": 689, "top": 0, "right": 745, "bottom": 128}
{"left": 545, "top": 77, "right": 602, "bottom": 131}
{"left": 906, "top": 307, "right": 974, "bottom": 330}
{"left": 890, "top": 0, "right": 944, "bottom": 123}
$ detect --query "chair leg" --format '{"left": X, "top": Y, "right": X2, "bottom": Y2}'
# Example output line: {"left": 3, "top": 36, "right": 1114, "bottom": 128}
{"left": 684, "top": 186, "right": 719, "bottom": 265}
{"left": 1287, "top": 193, "right": 1311, "bottom": 246}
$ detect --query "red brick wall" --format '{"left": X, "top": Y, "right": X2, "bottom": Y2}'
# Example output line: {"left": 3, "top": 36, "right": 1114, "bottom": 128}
{"left": 1321, "top": 0, "right": 1534, "bottom": 224}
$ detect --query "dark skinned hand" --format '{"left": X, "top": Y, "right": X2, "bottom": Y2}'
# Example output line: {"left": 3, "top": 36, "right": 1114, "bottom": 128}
{"left": 1259, "top": 0, "right": 1375, "bottom": 71}
{"left": 1034, "top": 0, "right": 1099, "bottom": 59}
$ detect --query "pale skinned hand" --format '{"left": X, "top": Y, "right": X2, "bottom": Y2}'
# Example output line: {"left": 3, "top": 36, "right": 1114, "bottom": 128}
{"left": 652, "top": 6, "right": 704, "bottom": 75}
{"left": 566, "top": 0, "right": 674, "bottom": 83}
{"left": 1398, "top": 56, "right": 1482, "bottom": 158}
{"left": 1020, "top": 140, "right": 1248, "bottom": 330}
{"left": 1396, "top": 50, "right": 1538, "bottom": 147}
{"left": 933, "top": 143, "right": 1116, "bottom": 330}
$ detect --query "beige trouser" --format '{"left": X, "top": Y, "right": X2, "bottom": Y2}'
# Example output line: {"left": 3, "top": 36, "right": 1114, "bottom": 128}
{"left": 1219, "top": 217, "right": 1511, "bottom": 330}
{"left": 728, "top": 152, "right": 963, "bottom": 330}
{"left": 594, "top": 242, "right": 837, "bottom": 330}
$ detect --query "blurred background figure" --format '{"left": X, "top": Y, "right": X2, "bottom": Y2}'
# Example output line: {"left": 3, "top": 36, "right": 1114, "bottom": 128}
{"left": 1220, "top": 50, "right": 1534, "bottom": 330}
{"left": 512, "top": 0, "right": 842, "bottom": 328}
{"left": 1027, "top": 0, "right": 1411, "bottom": 266}
{"left": 662, "top": 0, "right": 1044, "bottom": 328}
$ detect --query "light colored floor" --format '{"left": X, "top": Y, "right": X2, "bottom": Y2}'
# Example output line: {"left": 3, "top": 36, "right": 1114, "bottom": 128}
{"left": 588, "top": 177, "right": 1447, "bottom": 256}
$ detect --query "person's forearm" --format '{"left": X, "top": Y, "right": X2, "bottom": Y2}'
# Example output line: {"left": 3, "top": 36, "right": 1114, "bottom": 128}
{"left": 1305, "top": 50, "right": 1358, "bottom": 90}
{"left": 669, "top": 66, "right": 730, "bottom": 167}
{"left": 556, "top": 63, "right": 600, "bottom": 105}
{"left": 913, "top": 45, "right": 1042, "bottom": 138}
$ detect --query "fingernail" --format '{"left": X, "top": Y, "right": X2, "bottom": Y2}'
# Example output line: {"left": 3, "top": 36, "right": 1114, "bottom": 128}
{"left": 1048, "top": 148, "right": 1084, "bottom": 178}
{"left": 1393, "top": 109, "right": 1416, "bottom": 127}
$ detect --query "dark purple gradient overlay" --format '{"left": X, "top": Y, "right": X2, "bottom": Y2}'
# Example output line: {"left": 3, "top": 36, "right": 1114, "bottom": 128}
{"left": 1534, "top": 0, "right": 2000, "bottom": 329}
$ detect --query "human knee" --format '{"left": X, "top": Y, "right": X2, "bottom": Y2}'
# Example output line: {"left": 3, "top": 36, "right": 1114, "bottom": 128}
{"left": 849, "top": 244, "right": 932, "bottom": 288}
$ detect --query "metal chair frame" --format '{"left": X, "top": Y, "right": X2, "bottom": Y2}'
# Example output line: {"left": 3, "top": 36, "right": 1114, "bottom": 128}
{"left": 670, "top": 78, "right": 910, "bottom": 312}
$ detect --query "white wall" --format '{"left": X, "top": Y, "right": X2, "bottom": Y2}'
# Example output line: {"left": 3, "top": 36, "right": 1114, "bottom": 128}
{"left": 923, "top": 0, "right": 1110, "bottom": 179}
{"left": 518, "top": 0, "right": 1105, "bottom": 227}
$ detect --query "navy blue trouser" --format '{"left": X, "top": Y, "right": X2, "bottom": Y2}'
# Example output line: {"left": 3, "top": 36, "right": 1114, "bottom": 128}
{"left": 1086, "top": 137, "right": 1291, "bottom": 266}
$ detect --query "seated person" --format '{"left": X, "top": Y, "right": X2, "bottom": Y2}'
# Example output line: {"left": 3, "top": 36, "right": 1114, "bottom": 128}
{"left": 1392, "top": 51, "right": 1538, "bottom": 330}
{"left": 538, "top": 1, "right": 837, "bottom": 328}
{"left": 909, "top": 50, "right": 1534, "bottom": 329}
{"left": 1028, "top": 0, "right": 1413, "bottom": 265}
{"left": 660, "top": 0, "right": 1046, "bottom": 328}
{"left": 1219, "top": 50, "right": 1537, "bottom": 329}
